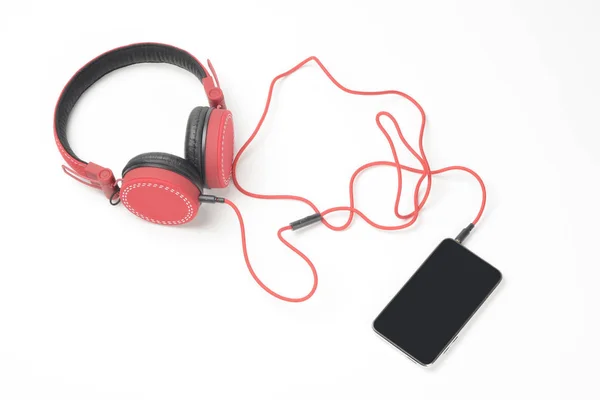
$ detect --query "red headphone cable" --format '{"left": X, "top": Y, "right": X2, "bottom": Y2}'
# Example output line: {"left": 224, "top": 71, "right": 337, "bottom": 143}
{"left": 203, "top": 56, "right": 487, "bottom": 303}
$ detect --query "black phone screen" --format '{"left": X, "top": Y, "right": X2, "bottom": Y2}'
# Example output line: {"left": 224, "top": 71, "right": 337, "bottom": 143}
{"left": 373, "top": 239, "right": 501, "bottom": 366}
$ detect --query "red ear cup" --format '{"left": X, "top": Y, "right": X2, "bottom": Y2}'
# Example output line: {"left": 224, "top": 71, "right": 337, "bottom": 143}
{"left": 204, "top": 108, "right": 234, "bottom": 188}
{"left": 120, "top": 153, "right": 202, "bottom": 225}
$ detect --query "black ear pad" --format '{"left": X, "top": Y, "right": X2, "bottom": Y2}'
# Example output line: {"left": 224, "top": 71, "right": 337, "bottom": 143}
{"left": 122, "top": 152, "right": 203, "bottom": 190}
{"left": 184, "top": 106, "right": 211, "bottom": 182}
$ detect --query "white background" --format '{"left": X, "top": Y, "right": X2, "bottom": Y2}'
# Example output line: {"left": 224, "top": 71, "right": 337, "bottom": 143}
{"left": 1, "top": 0, "right": 599, "bottom": 399}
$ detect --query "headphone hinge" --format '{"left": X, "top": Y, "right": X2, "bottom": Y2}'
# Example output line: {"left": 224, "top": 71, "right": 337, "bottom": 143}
{"left": 202, "top": 76, "right": 226, "bottom": 109}
{"left": 85, "top": 162, "right": 117, "bottom": 199}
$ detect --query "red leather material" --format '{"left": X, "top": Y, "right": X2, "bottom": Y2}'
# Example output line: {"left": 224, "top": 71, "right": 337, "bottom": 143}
{"left": 120, "top": 167, "right": 200, "bottom": 225}
{"left": 54, "top": 129, "right": 87, "bottom": 175}
{"left": 204, "top": 109, "right": 234, "bottom": 188}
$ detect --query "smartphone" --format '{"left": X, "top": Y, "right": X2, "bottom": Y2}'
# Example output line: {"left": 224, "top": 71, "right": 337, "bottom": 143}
{"left": 373, "top": 238, "right": 502, "bottom": 366}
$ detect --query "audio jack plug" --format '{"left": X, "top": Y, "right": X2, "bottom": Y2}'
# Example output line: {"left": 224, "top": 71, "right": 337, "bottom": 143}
{"left": 455, "top": 223, "right": 475, "bottom": 244}
{"left": 199, "top": 194, "right": 226, "bottom": 204}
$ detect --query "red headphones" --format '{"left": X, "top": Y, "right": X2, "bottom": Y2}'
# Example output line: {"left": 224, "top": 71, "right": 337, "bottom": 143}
{"left": 55, "top": 43, "right": 488, "bottom": 303}
{"left": 55, "top": 43, "right": 234, "bottom": 225}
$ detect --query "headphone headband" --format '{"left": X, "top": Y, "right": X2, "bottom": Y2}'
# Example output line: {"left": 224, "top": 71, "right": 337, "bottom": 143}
{"left": 54, "top": 43, "right": 216, "bottom": 166}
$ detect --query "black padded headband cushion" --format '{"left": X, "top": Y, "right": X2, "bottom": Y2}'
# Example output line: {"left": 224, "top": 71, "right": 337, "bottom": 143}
{"left": 55, "top": 43, "right": 208, "bottom": 163}
{"left": 184, "top": 106, "right": 211, "bottom": 178}
{"left": 122, "top": 152, "right": 204, "bottom": 190}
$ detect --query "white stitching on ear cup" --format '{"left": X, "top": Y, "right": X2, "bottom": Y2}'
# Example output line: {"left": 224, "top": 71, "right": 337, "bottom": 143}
{"left": 121, "top": 182, "right": 194, "bottom": 225}
{"left": 220, "top": 113, "right": 233, "bottom": 185}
